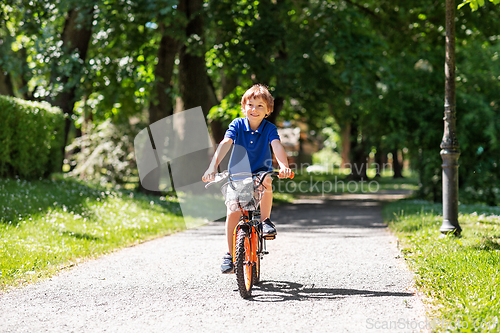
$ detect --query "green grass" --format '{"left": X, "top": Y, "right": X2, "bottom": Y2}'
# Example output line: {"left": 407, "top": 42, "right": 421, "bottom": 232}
{"left": 383, "top": 200, "right": 500, "bottom": 332}
{"left": 0, "top": 177, "right": 202, "bottom": 292}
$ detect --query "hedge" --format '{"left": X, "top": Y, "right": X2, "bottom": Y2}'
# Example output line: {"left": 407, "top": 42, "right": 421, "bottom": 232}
{"left": 0, "top": 95, "right": 65, "bottom": 178}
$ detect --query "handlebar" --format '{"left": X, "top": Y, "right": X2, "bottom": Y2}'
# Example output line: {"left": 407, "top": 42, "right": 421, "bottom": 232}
{"left": 255, "top": 170, "right": 294, "bottom": 188}
{"left": 204, "top": 170, "right": 294, "bottom": 189}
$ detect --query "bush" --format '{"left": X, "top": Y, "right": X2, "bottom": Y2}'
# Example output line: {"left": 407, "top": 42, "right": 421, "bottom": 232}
{"left": 0, "top": 95, "right": 65, "bottom": 178}
{"left": 66, "top": 119, "right": 140, "bottom": 186}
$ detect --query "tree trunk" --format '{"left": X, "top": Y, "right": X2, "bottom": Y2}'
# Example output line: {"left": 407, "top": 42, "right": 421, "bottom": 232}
{"left": 147, "top": 0, "right": 217, "bottom": 195}
{"left": 18, "top": 47, "right": 32, "bottom": 100}
{"left": 178, "top": 0, "right": 212, "bottom": 117}
{"left": 140, "top": 22, "right": 181, "bottom": 195}
{"left": 51, "top": 6, "right": 94, "bottom": 171}
{"left": 149, "top": 22, "right": 178, "bottom": 124}
{"left": 340, "top": 122, "right": 351, "bottom": 169}
{"left": 221, "top": 70, "right": 237, "bottom": 99}
{"left": 374, "top": 148, "right": 383, "bottom": 178}
{"left": 206, "top": 76, "right": 224, "bottom": 143}
{"left": 349, "top": 122, "right": 367, "bottom": 180}
{"left": 392, "top": 148, "right": 404, "bottom": 178}
{"left": 0, "top": 70, "right": 14, "bottom": 96}
{"left": 210, "top": 120, "right": 225, "bottom": 144}
{"left": 209, "top": 70, "right": 235, "bottom": 144}
{"left": 266, "top": 96, "right": 283, "bottom": 125}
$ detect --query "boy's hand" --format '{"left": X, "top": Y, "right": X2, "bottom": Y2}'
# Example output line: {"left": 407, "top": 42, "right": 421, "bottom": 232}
{"left": 278, "top": 167, "right": 293, "bottom": 179}
{"left": 202, "top": 168, "right": 217, "bottom": 182}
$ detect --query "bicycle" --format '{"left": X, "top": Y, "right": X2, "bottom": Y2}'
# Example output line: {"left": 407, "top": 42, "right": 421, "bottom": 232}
{"left": 205, "top": 170, "right": 294, "bottom": 298}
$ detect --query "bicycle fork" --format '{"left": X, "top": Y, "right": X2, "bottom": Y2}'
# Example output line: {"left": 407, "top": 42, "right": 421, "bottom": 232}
{"left": 261, "top": 237, "right": 269, "bottom": 255}
{"left": 233, "top": 215, "right": 269, "bottom": 264}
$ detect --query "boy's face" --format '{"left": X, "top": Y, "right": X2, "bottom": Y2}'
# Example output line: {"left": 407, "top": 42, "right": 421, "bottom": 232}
{"left": 242, "top": 97, "right": 270, "bottom": 125}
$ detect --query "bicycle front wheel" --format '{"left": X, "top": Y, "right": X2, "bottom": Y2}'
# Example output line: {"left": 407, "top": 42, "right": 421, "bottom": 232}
{"left": 251, "top": 231, "right": 261, "bottom": 285}
{"left": 252, "top": 255, "right": 260, "bottom": 285}
{"left": 235, "top": 228, "right": 253, "bottom": 298}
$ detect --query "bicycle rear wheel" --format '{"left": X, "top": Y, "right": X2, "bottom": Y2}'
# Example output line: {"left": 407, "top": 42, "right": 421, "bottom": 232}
{"left": 235, "top": 228, "right": 253, "bottom": 298}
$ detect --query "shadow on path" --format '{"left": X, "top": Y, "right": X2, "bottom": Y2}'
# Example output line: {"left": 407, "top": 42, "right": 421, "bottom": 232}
{"left": 272, "top": 198, "right": 388, "bottom": 231}
{"left": 198, "top": 196, "right": 401, "bottom": 237}
{"left": 248, "top": 280, "right": 414, "bottom": 302}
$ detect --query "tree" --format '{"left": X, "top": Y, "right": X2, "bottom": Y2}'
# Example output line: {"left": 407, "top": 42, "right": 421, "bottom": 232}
{"left": 352, "top": 0, "right": 500, "bottom": 202}
{"left": 206, "top": 0, "right": 387, "bottom": 179}
{"left": 148, "top": 2, "right": 184, "bottom": 124}
{"left": 50, "top": 4, "right": 95, "bottom": 167}
{"left": 178, "top": 0, "right": 215, "bottom": 117}
{"left": 0, "top": 1, "right": 48, "bottom": 99}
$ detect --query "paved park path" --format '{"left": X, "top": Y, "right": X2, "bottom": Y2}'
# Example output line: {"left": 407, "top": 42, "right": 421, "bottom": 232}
{"left": 0, "top": 192, "right": 429, "bottom": 333}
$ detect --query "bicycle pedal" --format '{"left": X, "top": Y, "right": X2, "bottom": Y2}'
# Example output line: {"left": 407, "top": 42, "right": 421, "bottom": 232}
{"left": 263, "top": 236, "right": 275, "bottom": 240}
{"left": 262, "top": 251, "right": 269, "bottom": 255}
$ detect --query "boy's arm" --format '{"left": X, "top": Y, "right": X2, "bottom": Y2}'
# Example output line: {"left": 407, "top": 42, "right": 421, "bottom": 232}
{"left": 271, "top": 139, "right": 292, "bottom": 178}
{"left": 202, "top": 137, "right": 233, "bottom": 182}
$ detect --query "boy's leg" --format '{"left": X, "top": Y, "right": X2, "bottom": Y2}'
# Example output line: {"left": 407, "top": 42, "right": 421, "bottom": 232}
{"left": 226, "top": 209, "right": 242, "bottom": 254}
{"left": 260, "top": 176, "right": 273, "bottom": 221}
{"left": 260, "top": 176, "right": 277, "bottom": 237}
{"left": 221, "top": 208, "right": 241, "bottom": 274}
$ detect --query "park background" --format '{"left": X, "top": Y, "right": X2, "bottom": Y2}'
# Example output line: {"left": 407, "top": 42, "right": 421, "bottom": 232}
{"left": 1, "top": 0, "right": 500, "bottom": 332}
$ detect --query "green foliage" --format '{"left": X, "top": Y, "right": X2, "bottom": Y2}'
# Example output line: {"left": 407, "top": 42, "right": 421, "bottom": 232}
{"left": 66, "top": 119, "right": 142, "bottom": 186}
{"left": 207, "top": 86, "right": 246, "bottom": 127}
{"left": 312, "top": 148, "right": 343, "bottom": 168}
{"left": 79, "top": 0, "right": 182, "bottom": 123}
{"left": 454, "top": 36, "right": 500, "bottom": 205}
{"left": 1, "top": 0, "right": 181, "bottom": 120}
{"left": 355, "top": 1, "right": 500, "bottom": 205}
{"left": 459, "top": 0, "right": 500, "bottom": 11}
{"left": 381, "top": 40, "right": 500, "bottom": 204}
{"left": 2, "top": 0, "right": 500, "bottom": 208}
{"left": 0, "top": 95, "right": 65, "bottom": 178}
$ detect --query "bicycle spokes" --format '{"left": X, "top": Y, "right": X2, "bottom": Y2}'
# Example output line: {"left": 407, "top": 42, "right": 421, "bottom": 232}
{"left": 244, "top": 235, "right": 252, "bottom": 290}
{"left": 235, "top": 228, "right": 254, "bottom": 298}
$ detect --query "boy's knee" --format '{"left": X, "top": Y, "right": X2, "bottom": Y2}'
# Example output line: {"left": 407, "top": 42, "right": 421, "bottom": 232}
{"left": 263, "top": 177, "right": 273, "bottom": 189}
{"left": 226, "top": 210, "right": 241, "bottom": 219}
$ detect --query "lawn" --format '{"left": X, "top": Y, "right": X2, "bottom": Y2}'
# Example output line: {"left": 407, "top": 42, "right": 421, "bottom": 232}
{"left": 383, "top": 200, "right": 500, "bottom": 332}
{"left": 0, "top": 177, "right": 201, "bottom": 292}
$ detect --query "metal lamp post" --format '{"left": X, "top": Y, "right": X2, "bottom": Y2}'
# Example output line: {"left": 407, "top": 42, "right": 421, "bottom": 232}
{"left": 440, "top": 0, "right": 462, "bottom": 235}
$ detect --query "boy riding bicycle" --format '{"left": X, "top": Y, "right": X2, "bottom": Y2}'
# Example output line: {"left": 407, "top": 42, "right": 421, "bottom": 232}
{"left": 202, "top": 84, "right": 292, "bottom": 274}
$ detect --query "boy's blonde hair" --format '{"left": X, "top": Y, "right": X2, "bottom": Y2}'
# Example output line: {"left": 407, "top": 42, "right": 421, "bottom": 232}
{"left": 241, "top": 84, "right": 274, "bottom": 116}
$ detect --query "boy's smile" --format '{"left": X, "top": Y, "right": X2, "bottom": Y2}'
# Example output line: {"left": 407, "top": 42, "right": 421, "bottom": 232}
{"left": 243, "top": 97, "right": 270, "bottom": 130}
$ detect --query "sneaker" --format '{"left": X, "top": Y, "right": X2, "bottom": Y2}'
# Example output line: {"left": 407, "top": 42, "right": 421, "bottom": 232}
{"left": 262, "top": 218, "right": 277, "bottom": 238}
{"left": 221, "top": 252, "right": 234, "bottom": 274}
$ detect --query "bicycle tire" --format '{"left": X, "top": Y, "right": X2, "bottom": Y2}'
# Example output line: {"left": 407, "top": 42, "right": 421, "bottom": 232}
{"left": 251, "top": 230, "right": 261, "bottom": 285}
{"left": 252, "top": 254, "right": 260, "bottom": 285}
{"left": 235, "top": 228, "right": 253, "bottom": 298}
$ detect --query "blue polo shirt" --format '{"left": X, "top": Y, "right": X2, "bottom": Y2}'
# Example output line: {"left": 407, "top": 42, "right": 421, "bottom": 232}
{"left": 224, "top": 117, "right": 280, "bottom": 173}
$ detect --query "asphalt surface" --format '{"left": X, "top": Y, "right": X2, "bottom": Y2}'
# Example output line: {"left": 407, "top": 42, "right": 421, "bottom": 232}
{"left": 0, "top": 193, "right": 429, "bottom": 333}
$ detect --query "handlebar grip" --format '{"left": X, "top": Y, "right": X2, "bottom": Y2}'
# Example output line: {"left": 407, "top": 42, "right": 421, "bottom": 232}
{"left": 278, "top": 170, "right": 294, "bottom": 179}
